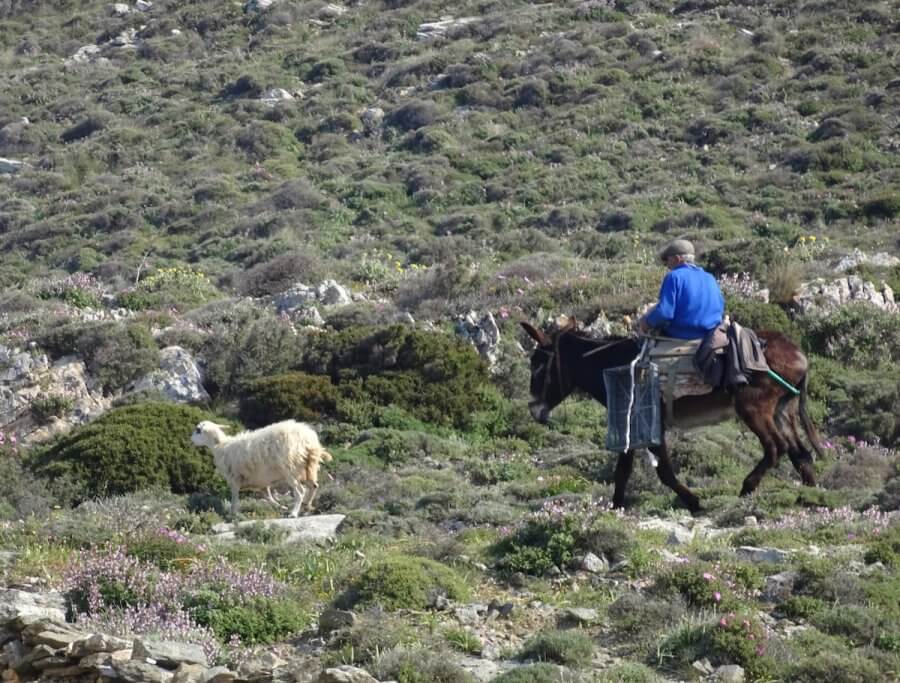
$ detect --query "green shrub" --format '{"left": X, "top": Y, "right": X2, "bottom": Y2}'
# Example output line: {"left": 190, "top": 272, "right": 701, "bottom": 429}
{"left": 36, "top": 320, "right": 160, "bottom": 394}
{"left": 607, "top": 593, "right": 685, "bottom": 639}
{"left": 30, "top": 394, "right": 75, "bottom": 424}
{"left": 238, "top": 372, "right": 338, "bottom": 427}
{"left": 373, "top": 646, "right": 474, "bottom": 683}
{"left": 196, "top": 302, "right": 304, "bottom": 397}
{"left": 29, "top": 402, "right": 223, "bottom": 503}
{"left": 189, "top": 593, "right": 310, "bottom": 645}
{"left": 861, "top": 193, "right": 900, "bottom": 220}
{"left": 779, "top": 595, "right": 826, "bottom": 620}
{"left": 118, "top": 267, "right": 220, "bottom": 311}
{"left": 864, "top": 525, "right": 900, "bottom": 567}
{"left": 801, "top": 305, "right": 900, "bottom": 368}
{"left": 518, "top": 631, "right": 594, "bottom": 668}
{"left": 324, "top": 612, "right": 418, "bottom": 667}
{"left": 710, "top": 613, "right": 777, "bottom": 680}
{"left": 125, "top": 528, "right": 206, "bottom": 570}
{"left": 341, "top": 556, "right": 470, "bottom": 611}
{"left": 235, "top": 522, "right": 290, "bottom": 545}
{"left": 491, "top": 664, "right": 579, "bottom": 683}
{"left": 596, "top": 663, "right": 661, "bottom": 683}
{"left": 725, "top": 297, "right": 797, "bottom": 337}
{"left": 654, "top": 563, "right": 736, "bottom": 610}
{"left": 789, "top": 648, "right": 882, "bottom": 683}
{"left": 445, "top": 627, "right": 483, "bottom": 655}
{"left": 0, "top": 455, "right": 54, "bottom": 520}
{"left": 301, "top": 325, "right": 497, "bottom": 429}
{"left": 494, "top": 516, "right": 580, "bottom": 576}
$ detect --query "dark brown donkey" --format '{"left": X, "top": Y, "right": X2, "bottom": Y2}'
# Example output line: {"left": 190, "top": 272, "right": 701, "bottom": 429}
{"left": 521, "top": 321, "right": 824, "bottom": 513}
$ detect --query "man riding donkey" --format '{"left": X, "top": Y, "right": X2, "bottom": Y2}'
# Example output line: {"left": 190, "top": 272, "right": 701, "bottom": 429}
{"left": 633, "top": 239, "right": 773, "bottom": 429}
{"left": 521, "top": 237, "right": 823, "bottom": 511}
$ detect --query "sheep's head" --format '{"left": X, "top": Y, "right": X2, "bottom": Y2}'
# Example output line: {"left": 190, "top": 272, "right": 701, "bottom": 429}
{"left": 191, "top": 421, "right": 228, "bottom": 448}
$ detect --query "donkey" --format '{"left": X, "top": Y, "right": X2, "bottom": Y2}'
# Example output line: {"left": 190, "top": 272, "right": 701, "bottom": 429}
{"left": 521, "top": 320, "right": 823, "bottom": 513}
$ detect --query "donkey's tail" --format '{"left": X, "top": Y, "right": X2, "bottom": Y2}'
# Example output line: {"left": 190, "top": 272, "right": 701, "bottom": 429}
{"left": 798, "top": 373, "right": 825, "bottom": 459}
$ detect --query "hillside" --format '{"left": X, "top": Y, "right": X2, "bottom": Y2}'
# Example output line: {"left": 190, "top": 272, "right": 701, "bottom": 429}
{"left": 1, "top": 0, "right": 898, "bottom": 303}
{"left": 0, "top": 2, "right": 899, "bottom": 683}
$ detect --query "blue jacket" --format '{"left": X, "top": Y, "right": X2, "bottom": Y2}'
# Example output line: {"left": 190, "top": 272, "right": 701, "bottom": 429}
{"left": 645, "top": 264, "right": 724, "bottom": 339}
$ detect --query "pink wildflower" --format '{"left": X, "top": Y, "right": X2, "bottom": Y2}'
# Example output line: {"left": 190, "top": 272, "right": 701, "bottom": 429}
{"left": 714, "top": 591, "right": 722, "bottom": 603}
{"left": 703, "top": 572, "right": 715, "bottom": 581}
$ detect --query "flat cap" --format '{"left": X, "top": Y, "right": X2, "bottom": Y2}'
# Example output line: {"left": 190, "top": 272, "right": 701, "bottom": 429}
{"left": 658, "top": 239, "right": 695, "bottom": 261}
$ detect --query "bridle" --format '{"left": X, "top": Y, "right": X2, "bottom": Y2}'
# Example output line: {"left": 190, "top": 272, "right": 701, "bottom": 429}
{"left": 534, "top": 335, "right": 565, "bottom": 406}
{"left": 533, "top": 332, "right": 630, "bottom": 406}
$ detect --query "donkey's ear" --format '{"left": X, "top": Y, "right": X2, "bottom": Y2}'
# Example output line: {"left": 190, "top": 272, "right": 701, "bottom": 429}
{"left": 520, "top": 321, "right": 548, "bottom": 345}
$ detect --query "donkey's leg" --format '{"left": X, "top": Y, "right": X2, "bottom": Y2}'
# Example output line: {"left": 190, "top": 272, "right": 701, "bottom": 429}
{"left": 612, "top": 451, "right": 635, "bottom": 509}
{"left": 737, "top": 399, "right": 788, "bottom": 496}
{"left": 785, "top": 411, "right": 817, "bottom": 486}
{"left": 650, "top": 440, "right": 701, "bottom": 513}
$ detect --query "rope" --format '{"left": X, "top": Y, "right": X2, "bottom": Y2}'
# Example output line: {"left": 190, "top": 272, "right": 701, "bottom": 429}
{"left": 623, "top": 339, "right": 650, "bottom": 453}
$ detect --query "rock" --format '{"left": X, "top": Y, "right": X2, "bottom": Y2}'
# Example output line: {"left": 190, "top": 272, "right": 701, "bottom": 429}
{"left": 735, "top": 546, "right": 791, "bottom": 564}
{"left": 172, "top": 663, "right": 206, "bottom": 683}
{"left": 416, "top": 16, "right": 479, "bottom": 41}
{"left": 318, "top": 3, "right": 347, "bottom": 18}
{"left": 128, "top": 346, "right": 210, "bottom": 404}
{"left": 236, "top": 650, "right": 287, "bottom": 679}
{"left": 793, "top": 275, "right": 899, "bottom": 314}
{"left": 579, "top": 552, "right": 608, "bottom": 574}
{"left": 112, "top": 659, "right": 175, "bottom": 682}
{"left": 743, "top": 515, "right": 758, "bottom": 527}
{"left": 135, "top": 0, "right": 153, "bottom": 9}
{"left": 692, "top": 657, "right": 715, "bottom": 675}
{"left": 316, "top": 279, "right": 352, "bottom": 305}
{"left": 317, "top": 665, "right": 379, "bottom": 683}
{"left": 211, "top": 515, "right": 345, "bottom": 543}
{"left": 79, "top": 649, "right": 132, "bottom": 668}
{"left": 453, "top": 606, "right": 480, "bottom": 626}
{"left": 0, "top": 590, "right": 66, "bottom": 625}
{"left": 132, "top": 640, "right": 207, "bottom": 669}
{"left": 111, "top": 3, "right": 130, "bottom": 15}
{"left": 762, "top": 571, "right": 797, "bottom": 603}
{"left": 66, "top": 633, "right": 131, "bottom": 659}
{"left": 21, "top": 621, "right": 84, "bottom": 649}
{"left": 715, "top": 664, "right": 746, "bottom": 682}
{"left": 0, "top": 158, "right": 27, "bottom": 174}
{"left": 667, "top": 527, "right": 694, "bottom": 546}
{"left": 359, "top": 107, "right": 384, "bottom": 133}
{"left": 455, "top": 311, "right": 501, "bottom": 370}
{"left": 202, "top": 666, "right": 238, "bottom": 682}
{"left": 245, "top": 0, "right": 278, "bottom": 10}
{"left": 65, "top": 44, "right": 105, "bottom": 66}
{"left": 259, "top": 88, "right": 294, "bottom": 104}
{"left": 318, "top": 608, "right": 356, "bottom": 635}
{"left": 557, "top": 607, "right": 599, "bottom": 626}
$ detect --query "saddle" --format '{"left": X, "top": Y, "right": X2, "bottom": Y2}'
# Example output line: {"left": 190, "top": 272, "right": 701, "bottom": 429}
{"left": 643, "top": 319, "right": 769, "bottom": 423}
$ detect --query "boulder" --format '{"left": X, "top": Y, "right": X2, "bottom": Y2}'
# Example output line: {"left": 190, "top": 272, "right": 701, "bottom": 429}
{"left": 128, "top": 346, "right": 210, "bottom": 403}
{"left": 212, "top": 515, "right": 346, "bottom": 543}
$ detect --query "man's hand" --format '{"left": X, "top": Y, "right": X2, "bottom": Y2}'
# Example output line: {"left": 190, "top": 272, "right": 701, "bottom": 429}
{"left": 638, "top": 317, "right": 651, "bottom": 334}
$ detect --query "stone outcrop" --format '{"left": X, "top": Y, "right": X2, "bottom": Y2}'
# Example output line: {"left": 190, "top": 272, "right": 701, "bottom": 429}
{"left": 0, "top": 347, "right": 112, "bottom": 446}
{"left": 128, "top": 346, "right": 210, "bottom": 403}
{"left": 793, "top": 275, "right": 897, "bottom": 314}
{"left": 455, "top": 310, "right": 501, "bottom": 370}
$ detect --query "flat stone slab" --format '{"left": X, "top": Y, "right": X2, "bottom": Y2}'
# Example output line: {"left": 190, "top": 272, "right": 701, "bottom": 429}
{"left": 212, "top": 515, "right": 345, "bottom": 543}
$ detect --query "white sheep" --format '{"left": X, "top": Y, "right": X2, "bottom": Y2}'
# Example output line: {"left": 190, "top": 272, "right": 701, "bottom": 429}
{"left": 191, "top": 420, "right": 333, "bottom": 519}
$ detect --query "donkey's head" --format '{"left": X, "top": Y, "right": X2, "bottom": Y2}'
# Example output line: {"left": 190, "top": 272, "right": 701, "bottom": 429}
{"left": 520, "top": 319, "right": 578, "bottom": 424}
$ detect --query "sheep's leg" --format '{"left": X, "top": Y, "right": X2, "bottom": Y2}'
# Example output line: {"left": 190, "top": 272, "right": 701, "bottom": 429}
{"left": 230, "top": 483, "right": 241, "bottom": 521}
{"left": 287, "top": 480, "right": 306, "bottom": 518}
{"left": 265, "top": 486, "right": 289, "bottom": 511}
{"left": 302, "top": 482, "right": 320, "bottom": 513}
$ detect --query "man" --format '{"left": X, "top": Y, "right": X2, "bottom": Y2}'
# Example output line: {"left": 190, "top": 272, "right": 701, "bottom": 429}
{"left": 638, "top": 239, "right": 724, "bottom": 340}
